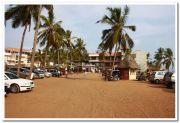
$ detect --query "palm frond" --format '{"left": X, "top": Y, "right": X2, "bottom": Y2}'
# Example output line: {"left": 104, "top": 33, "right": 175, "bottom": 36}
{"left": 125, "top": 33, "right": 134, "bottom": 49}
{"left": 124, "top": 25, "right": 136, "bottom": 31}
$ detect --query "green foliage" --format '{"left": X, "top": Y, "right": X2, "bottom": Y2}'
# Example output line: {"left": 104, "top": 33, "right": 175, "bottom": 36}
{"left": 97, "top": 6, "right": 136, "bottom": 54}
{"left": 97, "top": 6, "right": 136, "bottom": 68}
{"left": 72, "top": 38, "right": 89, "bottom": 62}
{"left": 151, "top": 47, "right": 174, "bottom": 71}
{"left": 162, "top": 48, "right": 174, "bottom": 71}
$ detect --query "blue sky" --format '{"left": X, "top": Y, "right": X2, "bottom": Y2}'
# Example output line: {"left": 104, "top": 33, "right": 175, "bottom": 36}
{"left": 5, "top": 5, "right": 175, "bottom": 59}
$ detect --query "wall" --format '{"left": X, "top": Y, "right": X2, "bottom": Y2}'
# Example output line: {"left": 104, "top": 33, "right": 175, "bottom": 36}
{"left": 129, "top": 69, "right": 137, "bottom": 80}
{"left": 133, "top": 50, "right": 148, "bottom": 72}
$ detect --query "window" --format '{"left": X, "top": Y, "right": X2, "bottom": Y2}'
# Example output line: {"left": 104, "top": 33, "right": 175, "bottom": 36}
{"left": 11, "top": 68, "right": 18, "bottom": 71}
{"left": 157, "top": 72, "right": 163, "bottom": 75}
{"left": 5, "top": 73, "right": 19, "bottom": 79}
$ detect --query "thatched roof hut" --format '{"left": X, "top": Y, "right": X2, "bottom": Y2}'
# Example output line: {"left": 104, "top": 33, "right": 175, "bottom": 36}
{"left": 118, "top": 55, "right": 139, "bottom": 69}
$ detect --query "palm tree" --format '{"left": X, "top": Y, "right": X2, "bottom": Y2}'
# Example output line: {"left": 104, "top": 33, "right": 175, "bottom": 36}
{"left": 34, "top": 49, "right": 44, "bottom": 67}
{"left": 37, "top": 13, "right": 65, "bottom": 69}
{"left": 163, "top": 48, "right": 174, "bottom": 71}
{"left": 74, "top": 38, "right": 88, "bottom": 62}
{"left": 5, "top": 5, "right": 33, "bottom": 77}
{"left": 154, "top": 48, "right": 164, "bottom": 70}
{"left": 97, "top": 6, "right": 136, "bottom": 69}
{"left": 29, "top": 5, "right": 53, "bottom": 79}
{"left": 64, "top": 30, "right": 77, "bottom": 65}
{"left": 72, "top": 38, "right": 88, "bottom": 72}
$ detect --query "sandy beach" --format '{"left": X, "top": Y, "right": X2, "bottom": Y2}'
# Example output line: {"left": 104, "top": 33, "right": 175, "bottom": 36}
{"left": 5, "top": 73, "right": 175, "bottom": 118}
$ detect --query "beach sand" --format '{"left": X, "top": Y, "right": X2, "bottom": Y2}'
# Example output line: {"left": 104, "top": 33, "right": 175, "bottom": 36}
{"left": 5, "top": 73, "right": 175, "bottom": 118}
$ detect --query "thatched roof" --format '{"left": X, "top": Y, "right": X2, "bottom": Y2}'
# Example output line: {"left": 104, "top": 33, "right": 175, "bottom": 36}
{"left": 118, "top": 55, "right": 139, "bottom": 69}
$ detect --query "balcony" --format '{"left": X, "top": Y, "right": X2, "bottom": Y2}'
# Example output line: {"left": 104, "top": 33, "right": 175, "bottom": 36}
{"left": 5, "top": 52, "right": 12, "bottom": 56}
{"left": 89, "top": 59, "right": 100, "bottom": 63}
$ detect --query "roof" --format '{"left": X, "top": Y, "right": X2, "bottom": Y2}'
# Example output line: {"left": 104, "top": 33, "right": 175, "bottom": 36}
{"left": 5, "top": 48, "right": 31, "bottom": 53}
{"left": 89, "top": 52, "right": 121, "bottom": 57}
{"left": 118, "top": 55, "right": 139, "bottom": 69}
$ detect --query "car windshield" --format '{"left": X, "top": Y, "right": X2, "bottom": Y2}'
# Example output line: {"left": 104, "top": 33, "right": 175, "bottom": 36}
{"left": 39, "top": 71, "right": 44, "bottom": 73}
{"left": 22, "top": 68, "right": 30, "bottom": 72}
{"left": 5, "top": 72, "right": 19, "bottom": 79}
{"left": 112, "top": 71, "right": 119, "bottom": 75}
{"left": 152, "top": 72, "right": 156, "bottom": 75}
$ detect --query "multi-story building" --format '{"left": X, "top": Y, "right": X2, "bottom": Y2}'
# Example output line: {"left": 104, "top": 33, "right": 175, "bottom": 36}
{"left": 132, "top": 50, "right": 148, "bottom": 72}
{"left": 5, "top": 48, "right": 31, "bottom": 66}
{"left": 88, "top": 52, "right": 122, "bottom": 71}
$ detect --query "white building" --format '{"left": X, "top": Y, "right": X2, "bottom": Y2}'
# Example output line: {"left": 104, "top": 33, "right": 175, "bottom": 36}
{"left": 5, "top": 48, "right": 31, "bottom": 66}
{"left": 132, "top": 50, "right": 148, "bottom": 72}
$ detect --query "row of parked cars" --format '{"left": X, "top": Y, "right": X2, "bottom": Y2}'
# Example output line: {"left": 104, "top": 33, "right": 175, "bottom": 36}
{"left": 149, "top": 71, "right": 175, "bottom": 89}
{"left": 7, "top": 67, "right": 62, "bottom": 79}
{"left": 102, "top": 69, "right": 176, "bottom": 89}
{"left": 4, "top": 67, "right": 63, "bottom": 95}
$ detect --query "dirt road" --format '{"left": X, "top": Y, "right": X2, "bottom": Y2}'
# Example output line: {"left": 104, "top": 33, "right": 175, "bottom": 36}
{"left": 5, "top": 73, "right": 175, "bottom": 118}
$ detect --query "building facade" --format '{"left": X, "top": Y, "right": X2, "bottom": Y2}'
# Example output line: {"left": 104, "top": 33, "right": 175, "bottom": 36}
{"left": 132, "top": 50, "right": 148, "bottom": 72}
{"left": 89, "top": 52, "right": 122, "bottom": 71}
{"left": 5, "top": 48, "right": 31, "bottom": 66}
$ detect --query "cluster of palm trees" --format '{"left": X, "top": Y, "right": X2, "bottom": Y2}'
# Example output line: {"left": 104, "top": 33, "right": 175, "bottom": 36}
{"left": 5, "top": 5, "right": 88, "bottom": 78}
{"left": 147, "top": 48, "right": 174, "bottom": 71}
{"left": 97, "top": 5, "right": 136, "bottom": 69}
{"left": 97, "top": 6, "right": 175, "bottom": 72}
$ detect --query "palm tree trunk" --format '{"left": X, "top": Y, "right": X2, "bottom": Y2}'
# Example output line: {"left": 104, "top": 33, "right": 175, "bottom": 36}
{"left": 44, "top": 49, "right": 47, "bottom": 70}
{"left": 17, "top": 23, "right": 28, "bottom": 77}
{"left": 67, "top": 49, "right": 69, "bottom": 64}
{"left": 58, "top": 50, "right": 59, "bottom": 66}
{"left": 112, "top": 43, "right": 118, "bottom": 69}
{"left": 29, "top": 5, "right": 42, "bottom": 79}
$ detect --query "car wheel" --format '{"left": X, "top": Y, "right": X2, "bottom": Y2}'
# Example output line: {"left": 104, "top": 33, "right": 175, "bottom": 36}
{"left": 155, "top": 79, "right": 160, "bottom": 84}
{"left": 10, "top": 84, "right": 20, "bottom": 93}
{"left": 114, "top": 76, "right": 119, "bottom": 81}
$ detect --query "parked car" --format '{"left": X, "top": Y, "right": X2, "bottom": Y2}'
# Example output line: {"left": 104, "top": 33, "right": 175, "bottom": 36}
{"left": 149, "top": 71, "right": 167, "bottom": 84}
{"left": 171, "top": 73, "right": 175, "bottom": 88}
{"left": 4, "top": 71, "right": 35, "bottom": 93}
{"left": 5, "top": 83, "right": 10, "bottom": 97}
{"left": 33, "top": 69, "right": 45, "bottom": 79}
{"left": 163, "top": 71, "right": 173, "bottom": 83}
{"left": 137, "top": 72, "right": 146, "bottom": 81}
{"left": 47, "top": 69, "right": 61, "bottom": 77}
{"left": 43, "top": 70, "right": 52, "bottom": 78}
{"left": 8, "top": 67, "right": 38, "bottom": 79}
{"left": 106, "top": 70, "right": 120, "bottom": 81}
{"left": 164, "top": 72, "right": 175, "bottom": 89}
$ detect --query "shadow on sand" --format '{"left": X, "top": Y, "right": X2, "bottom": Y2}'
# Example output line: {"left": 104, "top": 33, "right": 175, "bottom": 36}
{"left": 134, "top": 80, "right": 175, "bottom": 93}
{"left": 148, "top": 82, "right": 175, "bottom": 93}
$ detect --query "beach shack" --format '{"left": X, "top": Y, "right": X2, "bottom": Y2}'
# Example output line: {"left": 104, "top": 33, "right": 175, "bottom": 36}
{"left": 118, "top": 55, "right": 139, "bottom": 80}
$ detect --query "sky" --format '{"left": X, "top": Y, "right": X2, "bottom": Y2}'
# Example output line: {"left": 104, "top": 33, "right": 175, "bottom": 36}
{"left": 5, "top": 5, "right": 175, "bottom": 60}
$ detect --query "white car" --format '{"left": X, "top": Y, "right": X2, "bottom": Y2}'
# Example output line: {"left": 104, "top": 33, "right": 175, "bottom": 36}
{"left": 171, "top": 73, "right": 175, "bottom": 89}
{"left": 149, "top": 71, "right": 167, "bottom": 84}
{"left": 44, "top": 71, "right": 52, "bottom": 78}
{"left": 4, "top": 72, "right": 35, "bottom": 93}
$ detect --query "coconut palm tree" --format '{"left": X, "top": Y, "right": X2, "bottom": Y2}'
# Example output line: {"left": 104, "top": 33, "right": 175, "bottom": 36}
{"left": 154, "top": 48, "right": 164, "bottom": 70}
{"left": 163, "top": 48, "right": 174, "bottom": 71}
{"left": 5, "top": 5, "right": 33, "bottom": 76}
{"left": 34, "top": 49, "right": 44, "bottom": 67}
{"left": 74, "top": 38, "right": 88, "bottom": 62}
{"left": 37, "top": 13, "right": 65, "bottom": 69}
{"left": 29, "top": 5, "right": 53, "bottom": 79}
{"left": 64, "top": 30, "right": 77, "bottom": 65}
{"left": 97, "top": 6, "right": 136, "bottom": 69}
